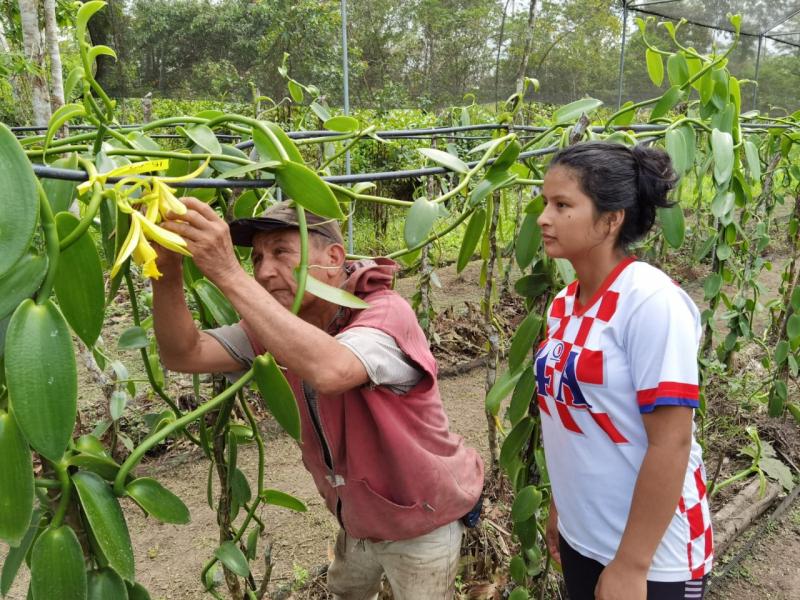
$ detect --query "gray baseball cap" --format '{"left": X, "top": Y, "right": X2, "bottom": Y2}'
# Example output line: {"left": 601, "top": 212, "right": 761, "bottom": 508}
{"left": 229, "top": 200, "right": 344, "bottom": 247}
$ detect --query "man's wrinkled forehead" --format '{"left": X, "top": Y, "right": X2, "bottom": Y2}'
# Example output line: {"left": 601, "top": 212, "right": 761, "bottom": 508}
{"left": 252, "top": 228, "right": 301, "bottom": 249}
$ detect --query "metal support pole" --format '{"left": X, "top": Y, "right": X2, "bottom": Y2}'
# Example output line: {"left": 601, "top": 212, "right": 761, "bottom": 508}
{"left": 753, "top": 35, "right": 763, "bottom": 111}
{"left": 617, "top": 3, "right": 629, "bottom": 110}
{"left": 341, "top": 0, "right": 353, "bottom": 253}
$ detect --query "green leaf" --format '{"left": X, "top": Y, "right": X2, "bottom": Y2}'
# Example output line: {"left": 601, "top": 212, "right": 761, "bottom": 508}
{"left": 260, "top": 489, "right": 308, "bottom": 512}
{"left": 486, "top": 366, "right": 525, "bottom": 416}
{"left": 118, "top": 326, "right": 148, "bottom": 350}
{"left": 703, "top": 274, "right": 722, "bottom": 300}
{"left": 72, "top": 471, "right": 135, "bottom": 582}
{"left": 758, "top": 456, "right": 794, "bottom": 491}
{"left": 230, "top": 468, "right": 252, "bottom": 506}
{"left": 76, "top": 1, "right": 106, "bottom": 40}
{"left": 744, "top": 140, "right": 761, "bottom": 183}
{"left": 659, "top": 204, "right": 685, "bottom": 249}
{"left": 469, "top": 169, "right": 515, "bottom": 208}
{"left": 177, "top": 124, "right": 222, "bottom": 156}
{"left": 0, "top": 410, "right": 34, "bottom": 546}
{"left": 245, "top": 527, "right": 260, "bottom": 561}
{"left": 253, "top": 122, "right": 304, "bottom": 163}
{"left": 509, "top": 313, "right": 542, "bottom": 372}
{"left": 711, "top": 128, "right": 734, "bottom": 185}
{"left": 791, "top": 286, "right": 800, "bottom": 312}
{"left": 88, "top": 568, "right": 129, "bottom": 600}
{"left": 215, "top": 541, "right": 250, "bottom": 577}
{"left": 310, "top": 101, "right": 331, "bottom": 122}
{"left": 64, "top": 67, "right": 85, "bottom": 101}
{"left": 287, "top": 80, "right": 304, "bottom": 103}
{"left": 6, "top": 299, "right": 77, "bottom": 461}
{"left": 711, "top": 191, "right": 735, "bottom": 219}
{"left": 324, "top": 116, "right": 359, "bottom": 132}
{"left": 88, "top": 44, "right": 117, "bottom": 65}
{"left": 30, "top": 526, "right": 87, "bottom": 600}
{"left": 54, "top": 212, "right": 105, "bottom": 346}
{"left": 509, "top": 587, "right": 530, "bottom": 600}
{"left": 515, "top": 212, "right": 542, "bottom": 270}
{"left": 125, "top": 477, "right": 190, "bottom": 524}
{"left": 490, "top": 140, "right": 522, "bottom": 173}
{"left": 667, "top": 53, "right": 689, "bottom": 86}
{"left": 499, "top": 417, "right": 535, "bottom": 477}
{"left": 716, "top": 244, "right": 732, "bottom": 261}
{"left": 41, "top": 154, "right": 79, "bottom": 213}
{"left": 302, "top": 273, "right": 369, "bottom": 309}
{"left": 274, "top": 162, "right": 344, "bottom": 220}
{"left": 253, "top": 354, "right": 301, "bottom": 441}
{"left": 510, "top": 555, "right": 527, "bottom": 584}
{"left": 457, "top": 209, "right": 486, "bottom": 273}
{"left": 68, "top": 454, "right": 121, "bottom": 481}
{"left": 511, "top": 485, "right": 542, "bottom": 523}
{"left": 650, "top": 86, "right": 684, "bottom": 121}
{"left": 774, "top": 341, "right": 790, "bottom": 365}
{"left": 0, "top": 252, "right": 48, "bottom": 320}
{"left": 110, "top": 391, "right": 128, "bottom": 421}
{"left": 193, "top": 279, "right": 239, "bottom": 326}
{"left": 1, "top": 507, "right": 41, "bottom": 595}
{"left": 787, "top": 314, "right": 800, "bottom": 342}
{"left": 515, "top": 273, "right": 550, "bottom": 299}
{"left": 646, "top": 48, "right": 664, "bottom": 86}
{"left": 0, "top": 124, "right": 39, "bottom": 278}
{"left": 418, "top": 148, "right": 468, "bottom": 174}
{"left": 404, "top": 197, "right": 439, "bottom": 248}
{"left": 509, "top": 366, "right": 535, "bottom": 426}
{"left": 552, "top": 98, "right": 603, "bottom": 125}
{"left": 44, "top": 103, "right": 86, "bottom": 152}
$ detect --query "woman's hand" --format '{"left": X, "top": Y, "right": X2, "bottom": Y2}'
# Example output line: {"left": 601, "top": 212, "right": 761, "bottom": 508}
{"left": 595, "top": 559, "right": 647, "bottom": 600}
{"left": 545, "top": 499, "right": 561, "bottom": 565}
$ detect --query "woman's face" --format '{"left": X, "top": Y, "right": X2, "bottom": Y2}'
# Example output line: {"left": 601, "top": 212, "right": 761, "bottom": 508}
{"left": 537, "top": 165, "right": 617, "bottom": 262}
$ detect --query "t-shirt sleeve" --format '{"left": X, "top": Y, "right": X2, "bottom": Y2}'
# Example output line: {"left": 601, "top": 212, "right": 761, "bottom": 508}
{"left": 335, "top": 326, "right": 424, "bottom": 395}
{"left": 624, "top": 286, "right": 702, "bottom": 414}
{"left": 205, "top": 322, "right": 255, "bottom": 370}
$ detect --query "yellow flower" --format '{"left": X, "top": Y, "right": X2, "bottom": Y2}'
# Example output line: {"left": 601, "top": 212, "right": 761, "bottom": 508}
{"left": 111, "top": 213, "right": 191, "bottom": 280}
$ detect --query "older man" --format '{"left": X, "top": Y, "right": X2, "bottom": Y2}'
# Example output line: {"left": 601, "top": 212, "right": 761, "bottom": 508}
{"left": 152, "top": 198, "right": 484, "bottom": 600}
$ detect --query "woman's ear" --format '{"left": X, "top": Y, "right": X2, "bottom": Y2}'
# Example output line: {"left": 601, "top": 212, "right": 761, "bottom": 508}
{"left": 606, "top": 209, "right": 625, "bottom": 238}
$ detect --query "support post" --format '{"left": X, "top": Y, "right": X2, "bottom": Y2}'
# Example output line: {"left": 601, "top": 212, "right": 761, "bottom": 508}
{"left": 341, "top": 0, "right": 353, "bottom": 254}
{"left": 617, "top": 3, "right": 629, "bottom": 110}
{"left": 753, "top": 35, "right": 764, "bottom": 111}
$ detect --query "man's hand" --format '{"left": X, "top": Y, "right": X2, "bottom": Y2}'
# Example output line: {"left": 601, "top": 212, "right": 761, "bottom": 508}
{"left": 595, "top": 559, "right": 647, "bottom": 600}
{"left": 161, "top": 197, "right": 244, "bottom": 287}
{"left": 545, "top": 499, "right": 561, "bottom": 566}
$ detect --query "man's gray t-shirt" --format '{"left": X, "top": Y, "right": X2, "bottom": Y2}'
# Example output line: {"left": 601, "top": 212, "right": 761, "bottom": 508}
{"left": 205, "top": 323, "right": 424, "bottom": 395}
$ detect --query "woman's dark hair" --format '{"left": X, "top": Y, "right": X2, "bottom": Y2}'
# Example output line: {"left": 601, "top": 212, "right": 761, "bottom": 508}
{"left": 549, "top": 141, "right": 678, "bottom": 248}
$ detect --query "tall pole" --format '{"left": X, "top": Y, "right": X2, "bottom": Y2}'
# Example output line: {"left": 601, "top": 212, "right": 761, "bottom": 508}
{"left": 341, "top": 0, "right": 353, "bottom": 254}
{"left": 617, "top": 2, "right": 629, "bottom": 110}
{"left": 753, "top": 34, "right": 763, "bottom": 112}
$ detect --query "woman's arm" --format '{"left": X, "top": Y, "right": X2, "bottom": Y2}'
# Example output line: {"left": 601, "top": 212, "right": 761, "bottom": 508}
{"left": 595, "top": 406, "right": 693, "bottom": 600}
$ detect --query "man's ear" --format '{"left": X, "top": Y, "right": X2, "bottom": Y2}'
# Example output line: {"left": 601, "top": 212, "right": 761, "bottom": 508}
{"left": 326, "top": 242, "right": 346, "bottom": 267}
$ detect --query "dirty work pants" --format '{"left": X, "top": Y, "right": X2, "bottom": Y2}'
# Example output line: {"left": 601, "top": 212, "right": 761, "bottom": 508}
{"left": 327, "top": 519, "right": 465, "bottom": 600}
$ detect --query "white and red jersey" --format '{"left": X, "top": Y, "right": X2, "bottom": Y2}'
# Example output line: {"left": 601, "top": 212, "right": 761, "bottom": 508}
{"left": 536, "top": 257, "right": 713, "bottom": 581}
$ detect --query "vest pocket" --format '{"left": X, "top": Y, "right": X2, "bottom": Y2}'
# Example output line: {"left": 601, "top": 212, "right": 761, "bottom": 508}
{"left": 342, "top": 478, "right": 434, "bottom": 540}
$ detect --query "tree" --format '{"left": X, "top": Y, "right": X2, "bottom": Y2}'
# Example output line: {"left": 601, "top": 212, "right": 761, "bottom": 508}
{"left": 17, "top": 0, "right": 50, "bottom": 124}
{"left": 43, "top": 0, "right": 63, "bottom": 112}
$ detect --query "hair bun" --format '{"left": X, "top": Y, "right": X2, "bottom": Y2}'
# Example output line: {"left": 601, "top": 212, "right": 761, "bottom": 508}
{"left": 631, "top": 145, "right": 678, "bottom": 210}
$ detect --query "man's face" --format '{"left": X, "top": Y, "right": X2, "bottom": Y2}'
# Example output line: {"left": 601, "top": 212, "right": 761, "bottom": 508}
{"left": 251, "top": 229, "right": 341, "bottom": 311}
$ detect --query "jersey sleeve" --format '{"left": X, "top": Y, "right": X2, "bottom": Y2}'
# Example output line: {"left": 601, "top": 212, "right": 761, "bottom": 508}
{"left": 623, "top": 286, "right": 702, "bottom": 414}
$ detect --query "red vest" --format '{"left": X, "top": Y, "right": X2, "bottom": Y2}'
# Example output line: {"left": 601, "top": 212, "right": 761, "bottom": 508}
{"left": 243, "top": 260, "right": 484, "bottom": 541}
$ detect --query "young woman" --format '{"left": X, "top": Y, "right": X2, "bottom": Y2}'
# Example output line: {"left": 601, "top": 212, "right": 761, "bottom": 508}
{"left": 535, "top": 141, "right": 712, "bottom": 600}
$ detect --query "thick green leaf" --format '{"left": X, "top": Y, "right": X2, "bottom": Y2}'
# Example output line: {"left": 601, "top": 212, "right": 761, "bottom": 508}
{"left": 515, "top": 273, "right": 550, "bottom": 299}
{"left": 231, "top": 468, "right": 252, "bottom": 506}
{"left": 30, "top": 526, "right": 87, "bottom": 600}
{"left": 509, "top": 366, "right": 535, "bottom": 426}
{"left": 0, "top": 124, "right": 39, "bottom": 279}
{"left": 6, "top": 299, "right": 77, "bottom": 461}
{"left": 418, "top": 148, "right": 468, "bottom": 174}
{"left": 127, "top": 581, "right": 152, "bottom": 600}
{"left": 260, "top": 489, "right": 308, "bottom": 512}
{"left": 645, "top": 48, "right": 664, "bottom": 86}
{"left": 88, "top": 568, "right": 129, "bottom": 600}
{"left": 211, "top": 144, "right": 251, "bottom": 173}
{"left": 509, "top": 313, "right": 542, "bottom": 372}
{"left": 253, "top": 354, "right": 301, "bottom": 441}
{"left": 510, "top": 554, "right": 526, "bottom": 584}
{"left": 274, "top": 162, "right": 344, "bottom": 220}
{"left": 302, "top": 273, "right": 369, "bottom": 309}
{"left": 72, "top": 470, "right": 135, "bottom": 582}
{"left": 193, "top": 279, "right": 239, "bottom": 326}
{"left": 404, "top": 197, "right": 439, "bottom": 248}
{"left": 0, "top": 252, "right": 48, "bottom": 320}
{"left": 215, "top": 541, "right": 250, "bottom": 577}
{"left": 775, "top": 341, "right": 790, "bottom": 366}
{"left": 515, "top": 212, "right": 542, "bottom": 270}
{"left": 1, "top": 508, "right": 41, "bottom": 595}
{"left": 665, "top": 128, "right": 689, "bottom": 175}
{"left": 650, "top": 86, "right": 684, "bottom": 121}
{"left": 667, "top": 53, "right": 689, "bottom": 86}
{"left": 69, "top": 454, "right": 122, "bottom": 481}
{"left": 125, "top": 477, "right": 190, "bottom": 524}
{"left": 511, "top": 485, "right": 542, "bottom": 523}
{"left": 288, "top": 79, "right": 304, "bottom": 103}
{"left": 490, "top": 140, "right": 522, "bottom": 173}
{"left": 76, "top": 0, "right": 106, "bottom": 39}
{"left": 54, "top": 212, "right": 105, "bottom": 346}
{"left": 509, "top": 587, "right": 530, "bottom": 600}
{"left": 610, "top": 101, "right": 636, "bottom": 127}
{"left": 41, "top": 154, "right": 79, "bottom": 213}
{"left": 324, "top": 116, "right": 359, "bottom": 132}
{"left": 457, "top": 209, "right": 486, "bottom": 273}
{"left": 744, "top": 140, "right": 761, "bottom": 183}
{"left": 469, "top": 169, "right": 515, "bottom": 208}
{"left": 711, "top": 191, "right": 735, "bottom": 219}
{"left": 118, "top": 326, "right": 148, "bottom": 350}
{"left": 252, "top": 122, "right": 304, "bottom": 163}
{"left": 787, "top": 314, "right": 800, "bottom": 342}
{"left": 45, "top": 103, "right": 86, "bottom": 151}
{"left": 0, "top": 410, "right": 34, "bottom": 546}
{"left": 659, "top": 204, "right": 685, "bottom": 249}
{"left": 499, "top": 417, "right": 535, "bottom": 477}
{"left": 703, "top": 274, "right": 723, "bottom": 300}
{"left": 486, "top": 367, "right": 525, "bottom": 416}
{"left": 177, "top": 124, "right": 222, "bottom": 156}
{"left": 711, "top": 128, "right": 734, "bottom": 185}
{"left": 552, "top": 98, "right": 603, "bottom": 125}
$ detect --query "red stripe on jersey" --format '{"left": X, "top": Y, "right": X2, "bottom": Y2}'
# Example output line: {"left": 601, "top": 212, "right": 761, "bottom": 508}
{"left": 678, "top": 496, "right": 686, "bottom": 513}
{"left": 574, "top": 317, "right": 594, "bottom": 347}
{"left": 556, "top": 401, "right": 584, "bottom": 434}
{"left": 596, "top": 290, "right": 619, "bottom": 322}
{"left": 694, "top": 467, "right": 707, "bottom": 499}
{"left": 553, "top": 317, "right": 570, "bottom": 340}
{"left": 576, "top": 349, "right": 604, "bottom": 385}
{"left": 691, "top": 565, "right": 706, "bottom": 580}
{"left": 704, "top": 527, "right": 714, "bottom": 560}
{"left": 555, "top": 342, "right": 573, "bottom": 372}
{"left": 551, "top": 296, "right": 566, "bottom": 318}
{"left": 687, "top": 503, "right": 705, "bottom": 540}
{"left": 566, "top": 280, "right": 579, "bottom": 297}
{"left": 573, "top": 256, "right": 634, "bottom": 316}
{"left": 538, "top": 394, "right": 551, "bottom": 415}
{"left": 589, "top": 412, "right": 629, "bottom": 444}
{"left": 637, "top": 381, "right": 700, "bottom": 407}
